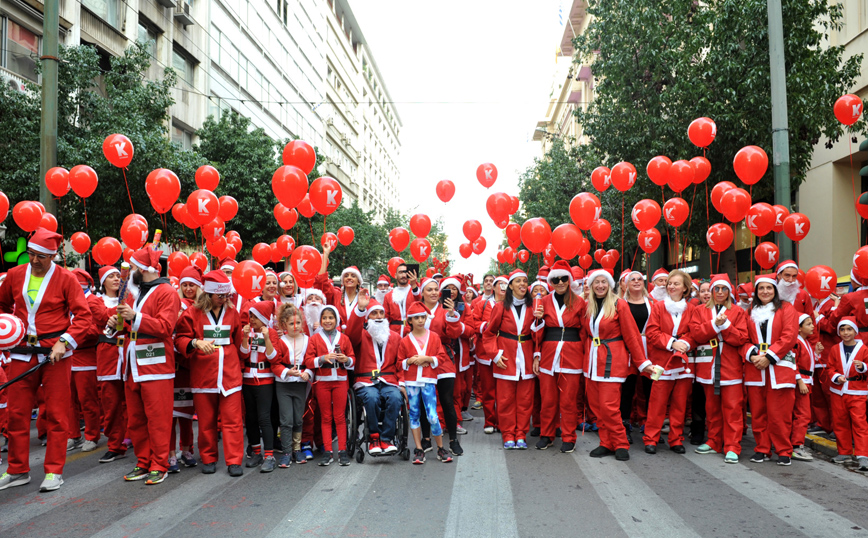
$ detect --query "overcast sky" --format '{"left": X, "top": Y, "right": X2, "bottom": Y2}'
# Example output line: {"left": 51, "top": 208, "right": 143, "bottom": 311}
{"left": 352, "top": 0, "right": 565, "bottom": 278}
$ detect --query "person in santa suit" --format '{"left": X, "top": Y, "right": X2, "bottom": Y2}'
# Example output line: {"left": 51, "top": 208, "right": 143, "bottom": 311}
{"left": 240, "top": 300, "right": 279, "bottom": 472}
{"left": 278, "top": 272, "right": 303, "bottom": 308}
{"left": 95, "top": 266, "right": 128, "bottom": 464}
{"left": 735, "top": 282, "right": 753, "bottom": 310}
{"left": 67, "top": 269, "right": 106, "bottom": 453}
{"left": 687, "top": 279, "right": 712, "bottom": 445}
{"left": 823, "top": 270, "right": 868, "bottom": 345}
{"left": 620, "top": 270, "right": 652, "bottom": 442}
{"left": 740, "top": 273, "right": 799, "bottom": 466}
{"left": 687, "top": 274, "right": 748, "bottom": 464}
{"left": 468, "top": 274, "right": 492, "bottom": 411}
{"left": 441, "top": 276, "right": 476, "bottom": 453}
{"left": 791, "top": 313, "right": 816, "bottom": 462}
{"left": 776, "top": 260, "right": 814, "bottom": 315}
{"left": 643, "top": 269, "right": 697, "bottom": 455}
{"left": 811, "top": 277, "right": 848, "bottom": 435}
{"left": 473, "top": 275, "right": 506, "bottom": 434}
{"left": 240, "top": 270, "right": 280, "bottom": 324}
{"left": 649, "top": 268, "right": 669, "bottom": 302}
{"left": 383, "top": 262, "right": 421, "bottom": 337}
{"left": 314, "top": 243, "right": 362, "bottom": 331}
{"left": 218, "top": 258, "right": 244, "bottom": 311}
{"left": 374, "top": 274, "right": 392, "bottom": 304}
{"left": 175, "top": 270, "right": 245, "bottom": 477}
{"left": 460, "top": 283, "right": 479, "bottom": 415}
{"left": 484, "top": 269, "right": 536, "bottom": 449}
{"left": 530, "top": 260, "right": 586, "bottom": 453}
{"left": 0, "top": 229, "right": 92, "bottom": 492}
{"left": 582, "top": 269, "right": 653, "bottom": 461}
{"left": 178, "top": 266, "right": 203, "bottom": 310}
{"left": 827, "top": 317, "right": 868, "bottom": 469}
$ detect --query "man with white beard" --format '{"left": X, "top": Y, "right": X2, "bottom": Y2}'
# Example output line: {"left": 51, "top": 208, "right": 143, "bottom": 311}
{"left": 374, "top": 274, "right": 392, "bottom": 304}
{"left": 650, "top": 269, "right": 669, "bottom": 302}
{"left": 736, "top": 283, "right": 753, "bottom": 310}
{"left": 776, "top": 261, "right": 814, "bottom": 315}
{"left": 383, "top": 263, "right": 420, "bottom": 337}
{"left": 302, "top": 289, "right": 326, "bottom": 335}
{"left": 345, "top": 294, "right": 404, "bottom": 455}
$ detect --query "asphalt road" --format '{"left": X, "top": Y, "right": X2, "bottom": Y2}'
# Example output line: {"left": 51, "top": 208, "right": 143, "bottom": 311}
{"left": 2, "top": 412, "right": 868, "bottom": 537}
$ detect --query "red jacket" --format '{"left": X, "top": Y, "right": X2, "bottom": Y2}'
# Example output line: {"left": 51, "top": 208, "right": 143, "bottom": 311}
{"left": 530, "top": 292, "right": 585, "bottom": 375}
{"left": 270, "top": 333, "right": 314, "bottom": 383}
{"left": 398, "top": 329, "right": 445, "bottom": 385}
{"left": 794, "top": 335, "right": 815, "bottom": 385}
{"left": 688, "top": 304, "right": 748, "bottom": 386}
{"left": 303, "top": 330, "right": 355, "bottom": 382}
{"left": 645, "top": 299, "right": 697, "bottom": 380}
{"left": 484, "top": 301, "right": 536, "bottom": 381}
{"left": 117, "top": 281, "right": 179, "bottom": 383}
{"left": 96, "top": 295, "right": 123, "bottom": 381}
{"left": 240, "top": 328, "right": 279, "bottom": 385}
{"left": 581, "top": 298, "right": 648, "bottom": 383}
{"left": 825, "top": 288, "right": 868, "bottom": 345}
{"left": 828, "top": 340, "right": 868, "bottom": 396}
{"left": 419, "top": 303, "right": 458, "bottom": 379}
{"left": 471, "top": 296, "right": 498, "bottom": 365}
{"left": 313, "top": 273, "right": 356, "bottom": 331}
{"left": 815, "top": 296, "right": 839, "bottom": 368}
{"left": 740, "top": 302, "right": 799, "bottom": 389}
{"left": 445, "top": 306, "right": 476, "bottom": 372}
{"left": 175, "top": 305, "right": 244, "bottom": 395}
{"left": 383, "top": 285, "right": 420, "bottom": 337}
{"left": 345, "top": 306, "right": 403, "bottom": 388}
{"left": 72, "top": 290, "right": 107, "bottom": 370}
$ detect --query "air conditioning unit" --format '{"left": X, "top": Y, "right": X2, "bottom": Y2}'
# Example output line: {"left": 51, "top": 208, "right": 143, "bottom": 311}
{"left": 174, "top": 2, "right": 194, "bottom": 27}
{"left": 326, "top": 118, "right": 334, "bottom": 126}
{"left": 156, "top": 0, "right": 174, "bottom": 8}
{"left": 1, "top": 71, "right": 27, "bottom": 93}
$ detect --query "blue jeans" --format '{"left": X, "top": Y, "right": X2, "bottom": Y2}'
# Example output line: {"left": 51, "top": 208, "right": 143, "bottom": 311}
{"left": 407, "top": 384, "right": 441, "bottom": 436}
{"left": 356, "top": 384, "right": 403, "bottom": 443}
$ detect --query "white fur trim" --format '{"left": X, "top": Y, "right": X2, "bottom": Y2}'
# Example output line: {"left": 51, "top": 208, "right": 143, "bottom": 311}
{"left": 587, "top": 269, "right": 615, "bottom": 290}
{"left": 546, "top": 269, "right": 572, "bottom": 283}
{"left": 204, "top": 280, "right": 232, "bottom": 294}
{"left": 776, "top": 262, "right": 798, "bottom": 274}
{"left": 838, "top": 319, "right": 859, "bottom": 335}
{"left": 100, "top": 267, "right": 120, "bottom": 286}
{"left": 755, "top": 277, "right": 776, "bottom": 289}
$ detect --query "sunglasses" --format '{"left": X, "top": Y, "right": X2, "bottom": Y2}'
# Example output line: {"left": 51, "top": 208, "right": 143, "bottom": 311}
{"left": 26, "top": 251, "right": 52, "bottom": 261}
{"left": 213, "top": 294, "right": 231, "bottom": 299}
{"left": 550, "top": 276, "right": 569, "bottom": 285}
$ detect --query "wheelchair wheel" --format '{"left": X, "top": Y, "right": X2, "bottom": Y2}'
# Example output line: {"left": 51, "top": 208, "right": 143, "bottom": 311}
{"left": 401, "top": 447, "right": 410, "bottom": 461}
{"left": 345, "top": 387, "right": 357, "bottom": 457}
{"left": 356, "top": 448, "right": 365, "bottom": 463}
{"left": 396, "top": 393, "right": 410, "bottom": 454}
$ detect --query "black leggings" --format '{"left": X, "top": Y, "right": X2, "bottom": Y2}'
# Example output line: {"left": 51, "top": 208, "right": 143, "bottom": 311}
{"left": 242, "top": 384, "right": 274, "bottom": 451}
{"left": 620, "top": 374, "right": 637, "bottom": 422}
{"left": 421, "top": 377, "right": 458, "bottom": 441}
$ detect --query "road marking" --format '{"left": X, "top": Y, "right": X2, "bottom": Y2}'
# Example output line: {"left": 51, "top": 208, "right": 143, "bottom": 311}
{"left": 682, "top": 449, "right": 866, "bottom": 536}
{"left": 444, "top": 428, "right": 519, "bottom": 538}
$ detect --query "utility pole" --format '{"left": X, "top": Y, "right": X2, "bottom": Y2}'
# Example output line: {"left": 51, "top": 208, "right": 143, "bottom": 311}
{"left": 767, "top": 0, "right": 793, "bottom": 261}
{"left": 39, "top": 0, "right": 59, "bottom": 215}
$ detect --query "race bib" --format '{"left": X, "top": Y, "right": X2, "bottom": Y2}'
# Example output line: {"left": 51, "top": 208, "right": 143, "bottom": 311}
{"left": 203, "top": 324, "right": 231, "bottom": 346}
{"left": 136, "top": 342, "right": 167, "bottom": 366}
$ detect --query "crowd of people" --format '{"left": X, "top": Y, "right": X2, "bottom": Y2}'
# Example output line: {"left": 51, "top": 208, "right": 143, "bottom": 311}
{"left": 0, "top": 227, "right": 865, "bottom": 493}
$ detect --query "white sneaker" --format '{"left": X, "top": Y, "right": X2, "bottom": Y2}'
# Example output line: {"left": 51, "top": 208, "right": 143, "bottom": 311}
{"left": 456, "top": 426, "right": 468, "bottom": 435}
{"left": 461, "top": 411, "right": 474, "bottom": 422}
{"left": 81, "top": 440, "right": 98, "bottom": 452}
{"left": 67, "top": 437, "right": 83, "bottom": 452}
{"left": 791, "top": 445, "right": 813, "bottom": 461}
{"left": 0, "top": 472, "right": 31, "bottom": 490}
{"left": 39, "top": 473, "right": 63, "bottom": 492}
{"left": 483, "top": 426, "right": 495, "bottom": 434}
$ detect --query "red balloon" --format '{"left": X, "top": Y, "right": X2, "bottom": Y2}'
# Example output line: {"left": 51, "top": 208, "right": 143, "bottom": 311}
{"left": 218, "top": 196, "right": 238, "bottom": 221}
{"left": 745, "top": 203, "right": 775, "bottom": 237}
{"left": 282, "top": 140, "right": 316, "bottom": 174}
{"left": 854, "top": 246, "right": 868, "bottom": 280}
{"left": 520, "top": 217, "right": 552, "bottom": 254}
{"left": 232, "top": 260, "right": 267, "bottom": 300}
{"left": 0, "top": 191, "right": 8, "bottom": 223}
{"left": 222, "top": 245, "right": 239, "bottom": 263}
{"left": 33, "top": 201, "right": 45, "bottom": 214}
{"left": 834, "top": 94, "right": 863, "bottom": 126}
{"left": 518, "top": 249, "right": 530, "bottom": 263}
{"left": 772, "top": 205, "right": 789, "bottom": 233}
{"left": 783, "top": 213, "right": 810, "bottom": 242}
{"left": 733, "top": 146, "right": 768, "bottom": 186}
{"left": 502, "top": 247, "right": 517, "bottom": 264}
{"left": 663, "top": 198, "right": 689, "bottom": 227}
{"left": 93, "top": 237, "right": 122, "bottom": 265}
{"left": 494, "top": 217, "right": 509, "bottom": 230}
{"left": 121, "top": 219, "right": 148, "bottom": 250}
{"left": 590, "top": 219, "right": 612, "bottom": 243}
{"left": 171, "top": 203, "right": 187, "bottom": 225}
{"left": 252, "top": 243, "right": 273, "bottom": 265}
{"left": 472, "top": 237, "right": 486, "bottom": 255}
{"left": 667, "top": 160, "right": 695, "bottom": 193}
{"left": 486, "top": 192, "right": 511, "bottom": 222}
{"left": 607, "top": 249, "right": 620, "bottom": 263}
{"left": 721, "top": 188, "right": 751, "bottom": 222}
{"left": 594, "top": 248, "right": 606, "bottom": 264}
{"left": 102, "top": 133, "right": 134, "bottom": 168}
{"left": 410, "top": 237, "right": 431, "bottom": 262}
{"left": 38, "top": 213, "right": 57, "bottom": 232}
{"left": 755, "top": 242, "right": 779, "bottom": 270}
{"left": 706, "top": 224, "right": 734, "bottom": 253}
{"left": 190, "top": 252, "right": 208, "bottom": 272}
{"left": 505, "top": 222, "right": 521, "bottom": 248}
{"left": 271, "top": 242, "right": 283, "bottom": 264}
{"left": 70, "top": 232, "right": 91, "bottom": 254}
{"left": 600, "top": 253, "right": 616, "bottom": 269}
{"left": 296, "top": 194, "right": 316, "bottom": 218}
{"left": 167, "top": 252, "right": 190, "bottom": 277}
{"left": 186, "top": 189, "right": 219, "bottom": 226}
{"left": 579, "top": 254, "right": 592, "bottom": 269}
{"left": 610, "top": 162, "right": 637, "bottom": 192}
{"left": 551, "top": 223, "right": 582, "bottom": 260}
{"left": 689, "top": 156, "right": 711, "bottom": 184}
{"left": 631, "top": 199, "right": 661, "bottom": 231}
{"left": 687, "top": 117, "right": 717, "bottom": 148}
{"left": 463, "top": 220, "right": 482, "bottom": 242}
{"left": 201, "top": 217, "right": 225, "bottom": 244}
{"left": 277, "top": 235, "right": 296, "bottom": 257}
{"left": 509, "top": 196, "right": 520, "bottom": 215}
{"left": 638, "top": 228, "right": 661, "bottom": 254}
{"left": 227, "top": 234, "right": 242, "bottom": 254}
{"left": 591, "top": 166, "right": 611, "bottom": 192}
{"left": 477, "top": 163, "right": 497, "bottom": 188}
{"left": 309, "top": 176, "right": 342, "bottom": 216}
{"left": 389, "top": 227, "right": 410, "bottom": 252}
{"left": 543, "top": 244, "right": 556, "bottom": 267}
{"left": 805, "top": 265, "right": 837, "bottom": 300}
{"left": 646, "top": 157, "right": 671, "bottom": 187}
{"left": 274, "top": 204, "right": 299, "bottom": 230}
{"left": 321, "top": 232, "right": 338, "bottom": 251}
{"left": 496, "top": 251, "right": 505, "bottom": 264}
{"left": 387, "top": 257, "right": 404, "bottom": 279}
{"left": 12, "top": 201, "right": 43, "bottom": 232}
{"left": 577, "top": 235, "right": 591, "bottom": 256}
{"left": 147, "top": 169, "right": 179, "bottom": 212}
{"left": 206, "top": 237, "right": 227, "bottom": 257}
{"left": 410, "top": 214, "right": 432, "bottom": 238}
{"left": 710, "top": 181, "right": 736, "bottom": 213}
{"left": 271, "top": 165, "right": 309, "bottom": 209}
{"left": 122, "top": 248, "right": 134, "bottom": 264}
{"left": 569, "top": 192, "right": 602, "bottom": 230}
{"left": 436, "top": 180, "right": 455, "bottom": 202}
{"left": 337, "top": 226, "right": 354, "bottom": 246}
{"left": 45, "top": 167, "right": 70, "bottom": 197}
{"left": 195, "top": 165, "right": 220, "bottom": 191}
{"left": 69, "top": 165, "right": 99, "bottom": 198}
{"left": 459, "top": 243, "right": 473, "bottom": 259}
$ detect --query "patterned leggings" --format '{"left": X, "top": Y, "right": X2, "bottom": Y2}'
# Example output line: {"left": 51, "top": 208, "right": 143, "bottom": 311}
{"left": 407, "top": 384, "right": 441, "bottom": 436}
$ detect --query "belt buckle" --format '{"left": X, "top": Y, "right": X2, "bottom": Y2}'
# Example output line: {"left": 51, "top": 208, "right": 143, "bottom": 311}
{"left": 759, "top": 343, "right": 769, "bottom": 353}
{"left": 709, "top": 338, "right": 719, "bottom": 348}
{"left": 116, "top": 335, "right": 125, "bottom": 347}
{"left": 27, "top": 334, "right": 38, "bottom": 346}
{"left": 371, "top": 368, "right": 380, "bottom": 381}
{"left": 130, "top": 331, "right": 138, "bottom": 341}
{"left": 258, "top": 361, "right": 267, "bottom": 369}
{"left": 593, "top": 337, "right": 601, "bottom": 347}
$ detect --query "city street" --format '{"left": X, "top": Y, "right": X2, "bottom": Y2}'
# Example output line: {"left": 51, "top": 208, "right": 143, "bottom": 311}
{"left": 2, "top": 411, "right": 868, "bottom": 537}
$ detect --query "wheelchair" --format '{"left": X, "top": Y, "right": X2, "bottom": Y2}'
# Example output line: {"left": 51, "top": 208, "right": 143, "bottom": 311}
{"left": 347, "top": 383, "right": 410, "bottom": 463}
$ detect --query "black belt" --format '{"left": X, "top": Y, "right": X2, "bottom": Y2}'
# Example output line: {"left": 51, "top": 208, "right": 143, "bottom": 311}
{"left": 389, "top": 321, "right": 404, "bottom": 326}
{"left": 356, "top": 370, "right": 395, "bottom": 381}
{"left": 799, "top": 369, "right": 813, "bottom": 376}
{"left": 592, "top": 336, "right": 623, "bottom": 378}
{"left": 543, "top": 327, "right": 580, "bottom": 342}
{"left": 860, "top": 327, "right": 868, "bottom": 332}
{"left": 8, "top": 330, "right": 66, "bottom": 355}
{"left": 707, "top": 338, "right": 723, "bottom": 396}
{"left": 498, "top": 331, "right": 531, "bottom": 344}
{"left": 98, "top": 335, "right": 122, "bottom": 346}
{"left": 847, "top": 375, "right": 866, "bottom": 381}
{"left": 127, "top": 332, "right": 160, "bottom": 341}
{"left": 247, "top": 360, "right": 269, "bottom": 370}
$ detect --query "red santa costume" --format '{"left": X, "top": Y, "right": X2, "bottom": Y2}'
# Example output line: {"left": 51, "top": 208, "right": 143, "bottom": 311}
{"left": 315, "top": 265, "right": 362, "bottom": 331}
{"left": 175, "top": 270, "right": 245, "bottom": 471}
{"left": 240, "top": 301, "right": 279, "bottom": 464}
{"left": 219, "top": 258, "right": 245, "bottom": 311}
{"left": 484, "top": 270, "right": 536, "bottom": 445}
{"left": 776, "top": 261, "right": 818, "bottom": 346}
{"left": 530, "top": 261, "right": 585, "bottom": 448}
{"left": 740, "top": 274, "right": 799, "bottom": 460}
{"left": 471, "top": 276, "right": 506, "bottom": 430}
{"left": 813, "top": 274, "right": 851, "bottom": 433}
{"left": 792, "top": 313, "right": 815, "bottom": 448}
{"left": 0, "top": 229, "right": 92, "bottom": 489}
{"left": 687, "top": 274, "right": 748, "bottom": 457}
{"left": 95, "top": 266, "right": 128, "bottom": 460}
{"left": 171, "top": 265, "right": 203, "bottom": 465}
{"left": 440, "top": 275, "right": 475, "bottom": 430}
{"left": 824, "top": 271, "right": 868, "bottom": 345}
{"left": 383, "top": 274, "right": 421, "bottom": 337}
{"left": 827, "top": 317, "right": 868, "bottom": 460}
{"left": 68, "top": 269, "right": 106, "bottom": 448}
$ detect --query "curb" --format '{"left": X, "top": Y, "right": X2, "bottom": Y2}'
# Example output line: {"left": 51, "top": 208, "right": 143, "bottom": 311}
{"left": 804, "top": 433, "right": 839, "bottom": 458}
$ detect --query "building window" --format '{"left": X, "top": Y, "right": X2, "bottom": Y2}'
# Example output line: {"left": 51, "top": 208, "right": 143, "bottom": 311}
{"left": 3, "top": 19, "right": 40, "bottom": 82}
{"left": 82, "top": 0, "right": 122, "bottom": 29}
{"left": 172, "top": 124, "right": 193, "bottom": 149}
{"left": 172, "top": 47, "right": 194, "bottom": 84}
{"left": 137, "top": 23, "right": 157, "bottom": 58}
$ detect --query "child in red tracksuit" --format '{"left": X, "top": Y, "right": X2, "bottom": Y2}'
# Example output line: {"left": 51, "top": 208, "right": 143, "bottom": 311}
{"left": 791, "top": 314, "right": 815, "bottom": 461}
{"left": 828, "top": 317, "right": 868, "bottom": 469}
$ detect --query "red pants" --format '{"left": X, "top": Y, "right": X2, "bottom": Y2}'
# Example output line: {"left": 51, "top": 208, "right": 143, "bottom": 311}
{"left": 532, "top": 377, "right": 541, "bottom": 429}
{"left": 69, "top": 370, "right": 101, "bottom": 442}
{"left": 0, "top": 366, "right": 8, "bottom": 435}
{"left": 703, "top": 383, "right": 744, "bottom": 454}
{"left": 459, "top": 368, "right": 473, "bottom": 410}
{"left": 170, "top": 417, "right": 194, "bottom": 452}
{"left": 586, "top": 379, "right": 627, "bottom": 450}
{"left": 830, "top": 393, "right": 868, "bottom": 457}
{"left": 194, "top": 391, "right": 244, "bottom": 465}
{"left": 811, "top": 368, "right": 833, "bottom": 432}
{"left": 473, "top": 362, "right": 482, "bottom": 399}
{"left": 539, "top": 372, "right": 579, "bottom": 443}
{"left": 792, "top": 386, "right": 812, "bottom": 446}
{"left": 98, "top": 379, "right": 127, "bottom": 454}
{"left": 495, "top": 377, "right": 534, "bottom": 442}
{"left": 126, "top": 377, "right": 174, "bottom": 472}
{"left": 478, "top": 362, "right": 498, "bottom": 428}
{"left": 302, "top": 391, "right": 319, "bottom": 446}
{"left": 6, "top": 357, "right": 71, "bottom": 475}
{"left": 314, "top": 380, "right": 348, "bottom": 452}
{"left": 643, "top": 377, "right": 691, "bottom": 447}
{"left": 746, "top": 384, "right": 795, "bottom": 457}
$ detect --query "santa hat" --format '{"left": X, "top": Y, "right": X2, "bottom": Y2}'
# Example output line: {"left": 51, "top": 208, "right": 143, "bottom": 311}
{"left": 278, "top": 272, "right": 292, "bottom": 288}
{"left": 691, "top": 279, "right": 700, "bottom": 291}
{"left": 651, "top": 268, "right": 669, "bottom": 282}
{"left": 710, "top": 274, "right": 734, "bottom": 293}
{"left": 98, "top": 266, "right": 119, "bottom": 286}
{"left": 431, "top": 272, "right": 444, "bottom": 280}
{"left": 851, "top": 270, "right": 862, "bottom": 288}
{"left": 619, "top": 270, "right": 631, "bottom": 284}
{"left": 439, "top": 276, "right": 462, "bottom": 292}
{"left": 72, "top": 268, "right": 93, "bottom": 287}
{"left": 27, "top": 227, "right": 62, "bottom": 255}
{"left": 179, "top": 266, "right": 204, "bottom": 288}
{"left": 406, "top": 302, "right": 431, "bottom": 319}
{"left": 547, "top": 260, "right": 573, "bottom": 285}
{"left": 219, "top": 258, "right": 237, "bottom": 271}
{"left": 736, "top": 282, "right": 754, "bottom": 299}
{"left": 838, "top": 316, "right": 859, "bottom": 335}
{"left": 203, "top": 270, "right": 232, "bottom": 295}
{"left": 320, "top": 304, "right": 341, "bottom": 323}
{"left": 250, "top": 301, "right": 275, "bottom": 326}
{"left": 530, "top": 280, "right": 550, "bottom": 294}
{"left": 377, "top": 274, "right": 391, "bottom": 286}
{"left": 798, "top": 313, "right": 811, "bottom": 326}
{"left": 754, "top": 273, "right": 778, "bottom": 290}
{"left": 304, "top": 288, "right": 326, "bottom": 303}
{"left": 341, "top": 266, "right": 363, "bottom": 285}
{"left": 571, "top": 267, "right": 586, "bottom": 280}
{"left": 465, "top": 287, "right": 479, "bottom": 298}
{"left": 537, "top": 265, "right": 550, "bottom": 280}
{"left": 419, "top": 277, "right": 437, "bottom": 291}
{"left": 364, "top": 298, "right": 385, "bottom": 319}
{"left": 587, "top": 268, "right": 615, "bottom": 289}
{"left": 131, "top": 246, "right": 162, "bottom": 274}
{"left": 508, "top": 269, "right": 527, "bottom": 284}
{"left": 776, "top": 260, "right": 798, "bottom": 275}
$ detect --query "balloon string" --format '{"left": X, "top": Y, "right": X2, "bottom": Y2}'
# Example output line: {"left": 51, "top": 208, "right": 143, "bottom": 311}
{"left": 661, "top": 186, "right": 671, "bottom": 268}
{"left": 57, "top": 197, "right": 66, "bottom": 268}
{"left": 323, "top": 216, "right": 327, "bottom": 235}
{"left": 705, "top": 181, "right": 711, "bottom": 276}
{"left": 850, "top": 137, "right": 860, "bottom": 244}
{"left": 122, "top": 167, "right": 135, "bottom": 213}
{"left": 620, "top": 194, "right": 625, "bottom": 273}
{"left": 681, "top": 185, "right": 697, "bottom": 270}
{"left": 629, "top": 245, "right": 639, "bottom": 271}
{"left": 308, "top": 218, "right": 316, "bottom": 245}
{"left": 732, "top": 224, "right": 738, "bottom": 281}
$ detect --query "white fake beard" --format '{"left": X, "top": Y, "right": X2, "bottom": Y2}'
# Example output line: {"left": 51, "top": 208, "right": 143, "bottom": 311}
{"left": 304, "top": 304, "right": 323, "bottom": 331}
{"left": 651, "top": 285, "right": 668, "bottom": 302}
{"left": 392, "top": 285, "right": 410, "bottom": 305}
{"left": 367, "top": 318, "right": 391, "bottom": 346}
{"left": 737, "top": 300, "right": 751, "bottom": 310}
{"left": 751, "top": 302, "right": 776, "bottom": 324}
{"left": 778, "top": 280, "right": 799, "bottom": 304}
{"left": 664, "top": 295, "right": 687, "bottom": 316}
{"left": 375, "top": 289, "right": 387, "bottom": 303}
